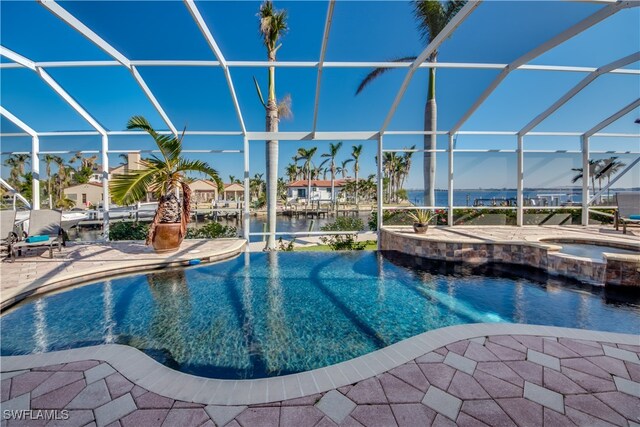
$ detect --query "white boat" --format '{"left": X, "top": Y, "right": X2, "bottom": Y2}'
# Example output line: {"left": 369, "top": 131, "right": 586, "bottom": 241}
{"left": 14, "top": 210, "right": 89, "bottom": 231}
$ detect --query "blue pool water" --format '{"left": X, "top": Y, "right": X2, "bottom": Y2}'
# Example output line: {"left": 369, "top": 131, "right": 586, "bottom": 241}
{"left": 1, "top": 252, "right": 638, "bottom": 379}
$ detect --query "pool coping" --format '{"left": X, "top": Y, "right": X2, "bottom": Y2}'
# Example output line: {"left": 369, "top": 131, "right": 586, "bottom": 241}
{"left": 380, "top": 227, "right": 640, "bottom": 286}
{"left": 1, "top": 323, "right": 637, "bottom": 406}
{"left": 0, "top": 239, "right": 247, "bottom": 311}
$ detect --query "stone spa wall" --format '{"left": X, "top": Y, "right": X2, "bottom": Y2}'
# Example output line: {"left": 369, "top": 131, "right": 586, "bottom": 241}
{"left": 379, "top": 228, "right": 639, "bottom": 287}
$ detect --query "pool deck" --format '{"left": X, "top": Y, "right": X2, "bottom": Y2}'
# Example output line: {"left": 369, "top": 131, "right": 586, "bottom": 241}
{"left": 382, "top": 224, "right": 639, "bottom": 246}
{"left": 1, "top": 323, "right": 638, "bottom": 426}
{"left": 0, "top": 239, "right": 246, "bottom": 310}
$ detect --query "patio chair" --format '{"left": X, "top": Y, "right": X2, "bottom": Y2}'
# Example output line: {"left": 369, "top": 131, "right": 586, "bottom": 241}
{"left": 1, "top": 210, "right": 18, "bottom": 258}
{"left": 11, "top": 209, "right": 63, "bottom": 260}
{"left": 614, "top": 192, "right": 640, "bottom": 234}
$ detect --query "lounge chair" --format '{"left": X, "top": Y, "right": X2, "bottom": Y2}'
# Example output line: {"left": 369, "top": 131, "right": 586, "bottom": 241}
{"left": 614, "top": 192, "right": 640, "bottom": 234}
{"left": 11, "top": 209, "right": 63, "bottom": 260}
{"left": 1, "top": 210, "right": 18, "bottom": 259}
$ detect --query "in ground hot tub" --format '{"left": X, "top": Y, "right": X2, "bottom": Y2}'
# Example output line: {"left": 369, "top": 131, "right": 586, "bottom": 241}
{"left": 541, "top": 239, "right": 639, "bottom": 287}
{"left": 551, "top": 242, "right": 638, "bottom": 261}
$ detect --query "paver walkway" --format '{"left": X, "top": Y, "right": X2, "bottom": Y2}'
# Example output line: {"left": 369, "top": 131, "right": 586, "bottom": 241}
{"left": 2, "top": 334, "right": 639, "bottom": 426}
{"left": 0, "top": 239, "right": 245, "bottom": 309}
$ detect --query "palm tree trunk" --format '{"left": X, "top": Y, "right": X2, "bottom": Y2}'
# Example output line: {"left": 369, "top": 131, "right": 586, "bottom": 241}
{"left": 424, "top": 67, "right": 437, "bottom": 207}
{"left": 354, "top": 164, "right": 359, "bottom": 207}
{"left": 331, "top": 164, "right": 336, "bottom": 206}
{"left": 307, "top": 162, "right": 312, "bottom": 205}
{"left": 265, "top": 65, "right": 278, "bottom": 250}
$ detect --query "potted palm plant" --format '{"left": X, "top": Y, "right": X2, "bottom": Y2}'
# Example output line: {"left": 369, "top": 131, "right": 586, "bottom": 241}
{"left": 407, "top": 209, "right": 433, "bottom": 234}
{"left": 110, "top": 116, "right": 223, "bottom": 253}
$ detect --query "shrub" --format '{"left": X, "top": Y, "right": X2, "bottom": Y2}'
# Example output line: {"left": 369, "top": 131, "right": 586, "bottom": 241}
{"left": 109, "top": 221, "right": 149, "bottom": 241}
{"left": 319, "top": 217, "right": 366, "bottom": 250}
{"left": 186, "top": 222, "right": 238, "bottom": 239}
{"left": 278, "top": 237, "right": 295, "bottom": 251}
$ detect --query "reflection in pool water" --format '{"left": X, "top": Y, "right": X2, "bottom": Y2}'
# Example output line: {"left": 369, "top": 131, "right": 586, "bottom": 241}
{"left": 1, "top": 252, "right": 639, "bottom": 379}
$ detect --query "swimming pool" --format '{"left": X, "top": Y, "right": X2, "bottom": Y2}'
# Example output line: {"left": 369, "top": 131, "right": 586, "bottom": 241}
{"left": 1, "top": 251, "right": 638, "bottom": 379}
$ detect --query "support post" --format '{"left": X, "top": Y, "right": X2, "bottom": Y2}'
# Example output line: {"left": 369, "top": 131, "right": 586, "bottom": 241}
{"left": 101, "top": 135, "right": 109, "bottom": 240}
{"left": 243, "top": 136, "right": 250, "bottom": 242}
{"left": 377, "top": 134, "right": 383, "bottom": 250}
{"left": 31, "top": 135, "right": 40, "bottom": 209}
{"left": 581, "top": 135, "right": 590, "bottom": 226}
{"left": 517, "top": 134, "right": 524, "bottom": 226}
{"left": 447, "top": 133, "right": 454, "bottom": 226}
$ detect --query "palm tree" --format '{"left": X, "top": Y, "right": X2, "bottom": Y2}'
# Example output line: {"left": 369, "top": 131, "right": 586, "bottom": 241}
{"left": 255, "top": 0, "right": 290, "bottom": 250}
{"left": 321, "top": 142, "right": 343, "bottom": 206}
{"left": 338, "top": 159, "right": 353, "bottom": 179}
{"left": 4, "top": 154, "right": 30, "bottom": 188}
{"left": 596, "top": 157, "right": 626, "bottom": 202}
{"left": 295, "top": 147, "right": 317, "bottom": 204}
{"left": 110, "top": 116, "right": 222, "bottom": 246}
{"left": 571, "top": 159, "right": 601, "bottom": 196}
{"left": 43, "top": 154, "right": 57, "bottom": 208}
{"left": 118, "top": 153, "right": 129, "bottom": 166}
{"left": 351, "top": 144, "right": 363, "bottom": 206}
{"left": 53, "top": 156, "right": 67, "bottom": 199}
{"left": 284, "top": 163, "right": 298, "bottom": 183}
{"left": 356, "top": 0, "right": 466, "bottom": 207}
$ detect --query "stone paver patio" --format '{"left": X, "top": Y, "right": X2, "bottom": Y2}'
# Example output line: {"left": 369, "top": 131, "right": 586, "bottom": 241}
{"left": 2, "top": 333, "right": 639, "bottom": 426}
{"left": 0, "top": 239, "right": 245, "bottom": 310}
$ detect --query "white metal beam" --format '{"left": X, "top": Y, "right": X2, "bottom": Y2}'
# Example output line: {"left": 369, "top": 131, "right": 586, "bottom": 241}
{"left": 184, "top": 0, "right": 247, "bottom": 135}
{"left": 2, "top": 130, "right": 638, "bottom": 139}
{"left": 450, "top": 1, "right": 636, "bottom": 134}
{"left": 311, "top": 0, "right": 335, "bottom": 136}
{"left": 38, "top": 1, "right": 179, "bottom": 136}
{"left": 0, "top": 106, "right": 40, "bottom": 209}
{"left": 0, "top": 46, "right": 36, "bottom": 70}
{"left": 39, "top": 0, "right": 131, "bottom": 68}
{"left": 380, "top": 1, "right": 482, "bottom": 134}
{"left": 3, "top": 58, "right": 639, "bottom": 75}
{"left": 584, "top": 98, "right": 640, "bottom": 137}
{"left": 0, "top": 106, "right": 37, "bottom": 137}
{"left": 520, "top": 52, "right": 640, "bottom": 136}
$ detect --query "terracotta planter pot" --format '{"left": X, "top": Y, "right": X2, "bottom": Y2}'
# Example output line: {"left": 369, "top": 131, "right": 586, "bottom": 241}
{"left": 413, "top": 223, "right": 429, "bottom": 234}
{"left": 152, "top": 222, "right": 183, "bottom": 253}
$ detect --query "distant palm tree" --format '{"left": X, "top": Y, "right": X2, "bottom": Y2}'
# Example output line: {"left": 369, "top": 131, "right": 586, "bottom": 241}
{"left": 321, "top": 142, "right": 343, "bottom": 205}
{"left": 4, "top": 154, "right": 30, "bottom": 188}
{"left": 295, "top": 147, "right": 317, "bottom": 204}
{"left": 571, "top": 159, "right": 601, "bottom": 196}
{"left": 338, "top": 159, "right": 353, "bottom": 179}
{"left": 351, "top": 144, "right": 363, "bottom": 206}
{"left": 53, "top": 156, "right": 68, "bottom": 199}
{"left": 596, "top": 157, "right": 626, "bottom": 202}
{"left": 118, "top": 153, "right": 128, "bottom": 165}
{"left": 356, "top": 0, "right": 467, "bottom": 207}
{"left": 284, "top": 163, "right": 298, "bottom": 182}
{"left": 255, "top": 0, "right": 291, "bottom": 251}
{"left": 43, "top": 154, "right": 57, "bottom": 208}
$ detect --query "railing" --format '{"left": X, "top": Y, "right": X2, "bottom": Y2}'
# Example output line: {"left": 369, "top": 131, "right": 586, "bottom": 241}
{"left": 0, "top": 177, "right": 31, "bottom": 210}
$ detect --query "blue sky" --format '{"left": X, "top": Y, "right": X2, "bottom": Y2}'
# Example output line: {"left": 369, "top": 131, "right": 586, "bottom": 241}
{"left": 1, "top": 0, "right": 638, "bottom": 191}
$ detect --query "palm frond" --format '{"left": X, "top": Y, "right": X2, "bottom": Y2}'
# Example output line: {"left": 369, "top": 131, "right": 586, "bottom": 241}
{"left": 253, "top": 76, "right": 267, "bottom": 108}
{"left": 127, "top": 116, "right": 182, "bottom": 165}
{"left": 356, "top": 56, "right": 417, "bottom": 94}
{"left": 175, "top": 159, "right": 223, "bottom": 190}
{"left": 414, "top": 0, "right": 445, "bottom": 45}
{"left": 110, "top": 168, "right": 159, "bottom": 206}
{"left": 277, "top": 93, "right": 293, "bottom": 119}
